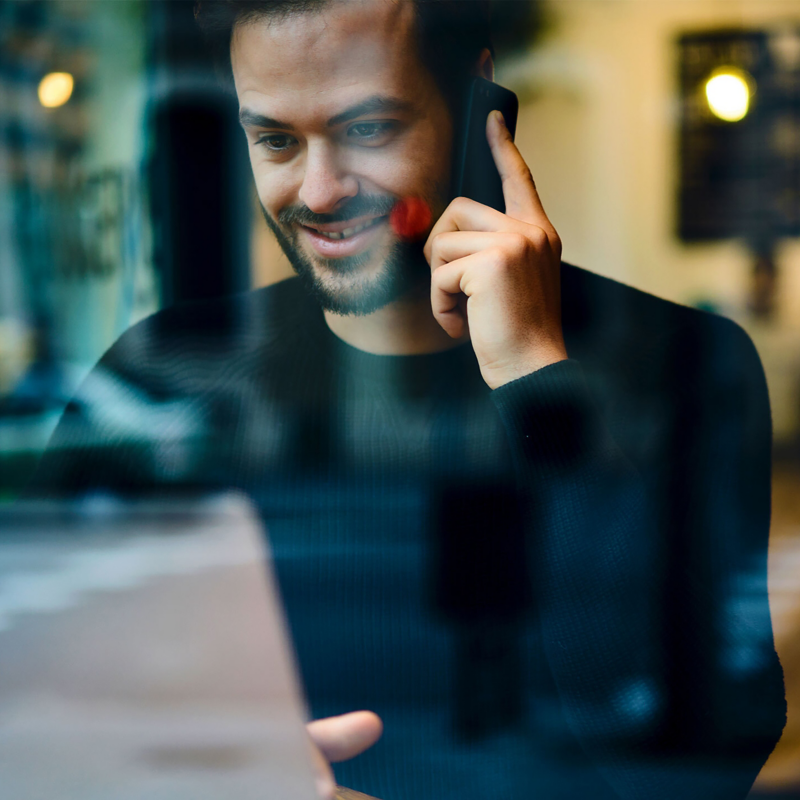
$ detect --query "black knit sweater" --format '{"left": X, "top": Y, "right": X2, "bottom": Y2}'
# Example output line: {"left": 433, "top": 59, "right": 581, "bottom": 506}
{"left": 32, "top": 264, "right": 786, "bottom": 799}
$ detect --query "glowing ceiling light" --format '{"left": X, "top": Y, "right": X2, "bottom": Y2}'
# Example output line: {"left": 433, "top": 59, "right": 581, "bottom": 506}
{"left": 704, "top": 68, "right": 753, "bottom": 123}
{"left": 38, "top": 72, "right": 74, "bottom": 108}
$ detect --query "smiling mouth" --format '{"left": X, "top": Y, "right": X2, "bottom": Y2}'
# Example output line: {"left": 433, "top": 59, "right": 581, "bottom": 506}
{"left": 303, "top": 215, "right": 387, "bottom": 241}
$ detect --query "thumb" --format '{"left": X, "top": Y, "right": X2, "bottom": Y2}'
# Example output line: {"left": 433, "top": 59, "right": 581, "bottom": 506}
{"left": 306, "top": 711, "right": 383, "bottom": 763}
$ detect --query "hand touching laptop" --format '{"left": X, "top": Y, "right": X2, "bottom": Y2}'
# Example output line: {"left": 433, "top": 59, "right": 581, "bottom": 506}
{"left": 307, "top": 711, "right": 383, "bottom": 799}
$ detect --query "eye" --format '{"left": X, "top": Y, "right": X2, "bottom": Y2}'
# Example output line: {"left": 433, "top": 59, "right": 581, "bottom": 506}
{"left": 346, "top": 121, "right": 395, "bottom": 144}
{"left": 255, "top": 133, "right": 297, "bottom": 152}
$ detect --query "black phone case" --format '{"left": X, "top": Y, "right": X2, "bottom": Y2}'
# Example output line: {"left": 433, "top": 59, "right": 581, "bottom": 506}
{"left": 452, "top": 78, "right": 519, "bottom": 213}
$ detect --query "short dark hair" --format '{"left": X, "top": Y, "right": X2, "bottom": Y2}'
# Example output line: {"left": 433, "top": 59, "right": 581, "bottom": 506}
{"left": 194, "top": 0, "right": 493, "bottom": 110}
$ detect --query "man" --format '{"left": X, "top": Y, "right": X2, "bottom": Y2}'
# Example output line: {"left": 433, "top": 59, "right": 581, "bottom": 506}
{"left": 33, "top": 1, "right": 785, "bottom": 798}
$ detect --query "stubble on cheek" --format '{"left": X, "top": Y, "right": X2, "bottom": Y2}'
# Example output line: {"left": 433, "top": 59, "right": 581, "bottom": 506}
{"left": 258, "top": 201, "right": 431, "bottom": 315}
{"left": 256, "top": 156, "right": 450, "bottom": 313}
{"left": 257, "top": 201, "right": 395, "bottom": 314}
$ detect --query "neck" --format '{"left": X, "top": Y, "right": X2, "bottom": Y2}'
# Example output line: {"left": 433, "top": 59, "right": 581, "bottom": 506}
{"left": 324, "top": 290, "right": 468, "bottom": 356}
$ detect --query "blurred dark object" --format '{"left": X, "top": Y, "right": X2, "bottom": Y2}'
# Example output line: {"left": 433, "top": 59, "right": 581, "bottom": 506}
{"left": 678, "top": 29, "right": 800, "bottom": 241}
{"left": 678, "top": 28, "right": 800, "bottom": 318}
{"left": 489, "top": 0, "right": 545, "bottom": 60}
{"left": 432, "top": 480, "right": 530, "bottom": 739}
{"left": 749, "top": 243, "right": 778, "bottom": 319}
{"left": 147, "top": 0, "right": 251, "bottom": 308}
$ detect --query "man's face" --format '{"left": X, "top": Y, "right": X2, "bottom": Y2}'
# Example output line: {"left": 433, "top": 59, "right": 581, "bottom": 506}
{"left": 232, "top": 0, "right": 454, "bottom": 315}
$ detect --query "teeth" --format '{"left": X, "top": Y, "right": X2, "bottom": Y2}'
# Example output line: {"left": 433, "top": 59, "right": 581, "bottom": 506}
{"left": 313, "top": 216, "right": 381, "bottom": 240}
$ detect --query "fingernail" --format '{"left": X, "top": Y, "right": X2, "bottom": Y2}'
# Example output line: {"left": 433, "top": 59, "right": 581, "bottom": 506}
{"left": 493, "top": 110, "right": 506, "bottom": 127}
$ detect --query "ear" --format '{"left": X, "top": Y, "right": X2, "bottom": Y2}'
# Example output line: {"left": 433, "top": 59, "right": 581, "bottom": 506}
{"left": 473, "top": 48, "right": 494, "bottom": 82}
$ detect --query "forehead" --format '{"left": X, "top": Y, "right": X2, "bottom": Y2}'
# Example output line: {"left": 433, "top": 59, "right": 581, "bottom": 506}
{"left": 231, "top": 0, "right": 428, "bottom": 122}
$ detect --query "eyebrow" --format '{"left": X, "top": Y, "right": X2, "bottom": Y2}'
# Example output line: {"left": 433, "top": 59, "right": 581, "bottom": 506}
{"left": 326, "top": 96, "right": 413, "bottom": 127}
{"left": 238, "top": 95, "right": 413, "bottom": 132}
{"left": 239, "top": 109, "right": 293, "bottom": 130}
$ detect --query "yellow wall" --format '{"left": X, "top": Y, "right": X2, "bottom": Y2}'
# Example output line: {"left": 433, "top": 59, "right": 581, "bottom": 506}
{"left": 505, "top": 0, "right": 800, "bottom": 308}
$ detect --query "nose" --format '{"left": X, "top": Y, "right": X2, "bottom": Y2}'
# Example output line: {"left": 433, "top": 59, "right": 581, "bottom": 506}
{"left": 298, "top": 141, "right": 358, "bottom": 214}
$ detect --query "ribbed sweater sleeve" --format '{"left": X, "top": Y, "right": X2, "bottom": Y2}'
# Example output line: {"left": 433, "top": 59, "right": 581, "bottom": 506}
{"left": 491, "top": 351, "right": 785, "bottom": 800}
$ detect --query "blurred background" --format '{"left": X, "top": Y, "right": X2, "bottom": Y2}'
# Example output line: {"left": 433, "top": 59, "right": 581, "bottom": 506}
{"left": 0, "top": 0, "right": 798, "bottom": 793}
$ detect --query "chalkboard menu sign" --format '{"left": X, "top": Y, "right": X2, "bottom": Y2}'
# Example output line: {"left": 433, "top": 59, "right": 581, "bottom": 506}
{"left": 678, "top": 29, "right": 800, "bottom": 243}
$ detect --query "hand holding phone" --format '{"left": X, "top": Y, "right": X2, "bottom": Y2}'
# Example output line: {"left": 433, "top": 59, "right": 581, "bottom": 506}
{"left": 425, "top": 90, "right": 567, "bottom": 389}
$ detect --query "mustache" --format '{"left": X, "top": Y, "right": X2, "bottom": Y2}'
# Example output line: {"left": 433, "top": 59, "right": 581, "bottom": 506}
{"left": 277, "top": 195, "right": 397, "bottom": 227}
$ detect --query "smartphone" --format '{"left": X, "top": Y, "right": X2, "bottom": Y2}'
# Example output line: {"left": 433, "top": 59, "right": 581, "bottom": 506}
{"left": 452, "top": 77, "right": 519, "bottom": 213}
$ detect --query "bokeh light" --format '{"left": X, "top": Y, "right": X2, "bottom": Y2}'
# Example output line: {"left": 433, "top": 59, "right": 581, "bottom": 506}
{"left": 704, "top": 68, "right": 752, "bottom": 122}
{"left": 37, "top": 72, "right": 74, "bottom": 108}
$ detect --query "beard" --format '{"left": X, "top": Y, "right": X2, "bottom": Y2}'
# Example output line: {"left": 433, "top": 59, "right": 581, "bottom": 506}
{"left": 258, "top": 194, "right": 435, "bottom": 316}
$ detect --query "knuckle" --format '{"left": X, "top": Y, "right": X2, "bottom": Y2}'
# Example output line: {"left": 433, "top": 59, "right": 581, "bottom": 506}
{"left": 451, "top": 196, "right": 471, "bottom": 214}
{"left": 529, "top": 227, "right": 549, "bottom": 249}
{"left": 507, "top": 232, "right": 530, "bottom": 256}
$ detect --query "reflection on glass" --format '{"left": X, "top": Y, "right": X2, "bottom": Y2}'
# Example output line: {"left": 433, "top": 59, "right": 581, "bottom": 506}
{"left": 2, "top": 2, "right": 800, "bottom": 799}
{"left": 37, "top": 72, "right": 74, "bottom": 108}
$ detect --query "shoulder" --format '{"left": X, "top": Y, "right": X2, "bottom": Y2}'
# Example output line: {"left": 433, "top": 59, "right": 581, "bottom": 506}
{"left": 114, "top": 277, "right": 310, "bottom": 357}
{"left": 561, "top": 263, "right": 764, "bottom": 391}
{"left": 100, "top": 278, "right": 314, "bottom": 392}
{"left": 28, "top": 279, "right": 315, "bottom": 495}
{"left": 60, "top": 278, "right": 315, "bottom": 441}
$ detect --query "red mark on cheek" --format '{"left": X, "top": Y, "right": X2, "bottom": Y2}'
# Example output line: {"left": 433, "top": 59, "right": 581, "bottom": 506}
{"left": 390, "top": 197, "right": 432, "bottom": 242}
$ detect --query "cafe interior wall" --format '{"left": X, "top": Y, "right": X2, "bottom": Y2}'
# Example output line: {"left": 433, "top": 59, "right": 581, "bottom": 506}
{"left": 253, "top": 0, "right": 800, "bottom": 445}
{"left": 0, "top": 0, "right": 154, "bottom": 474}
{"left": 55, "top": 0, "right": 153, "bottom": 368}
{"left": 0, "top": 0, "right": 152, "bottom": 383}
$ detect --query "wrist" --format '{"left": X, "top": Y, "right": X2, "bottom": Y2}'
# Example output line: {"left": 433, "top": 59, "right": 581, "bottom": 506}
{"left": 483, "top": 346, "right": 569, "bottom": 389}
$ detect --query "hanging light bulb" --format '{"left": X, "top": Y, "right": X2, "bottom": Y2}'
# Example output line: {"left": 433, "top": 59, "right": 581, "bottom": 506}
{"left": 38, "top": 72, "right": 74, "bottom": 108}
{"left": 704, "top": 67, "right": 753, "bottom": 123}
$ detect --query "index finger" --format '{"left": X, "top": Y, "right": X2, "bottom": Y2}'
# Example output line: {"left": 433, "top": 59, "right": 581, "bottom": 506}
{"left": 486, "top": 110, "right": 554, "bottom": 234}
